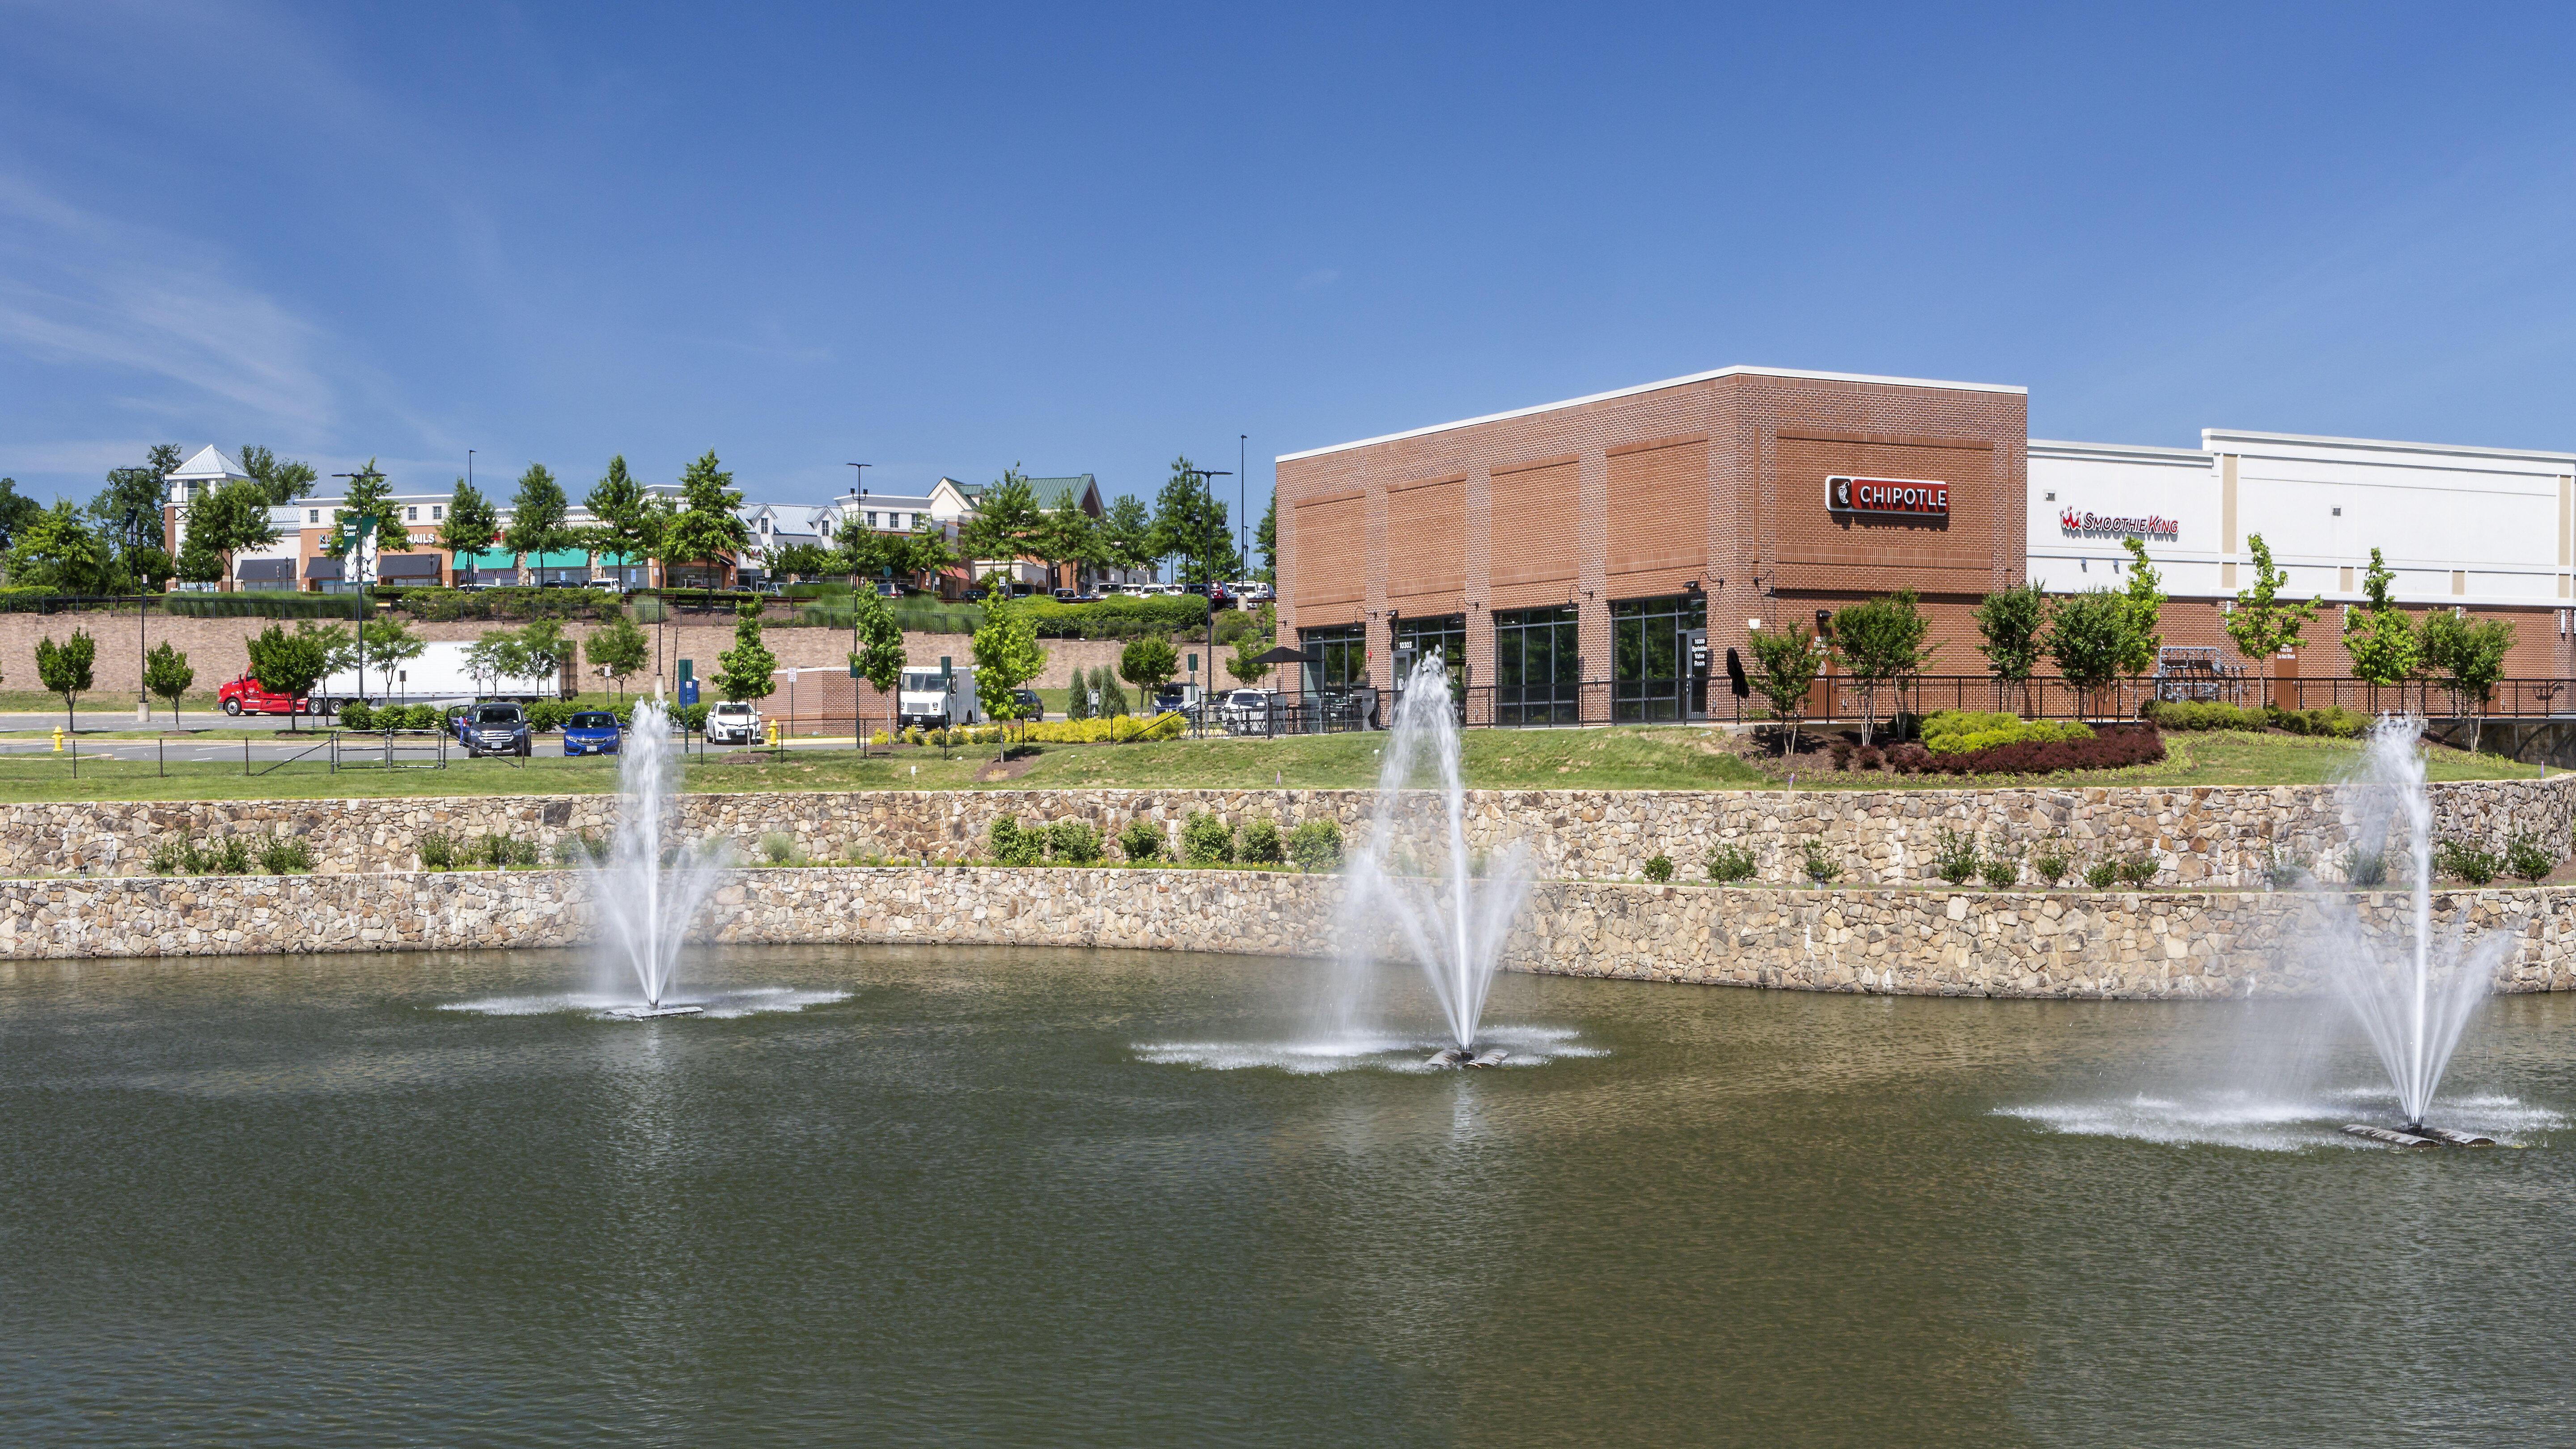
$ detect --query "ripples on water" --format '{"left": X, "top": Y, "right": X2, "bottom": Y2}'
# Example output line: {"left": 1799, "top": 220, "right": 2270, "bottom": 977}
{"left": 1135, "top": 1023, "right": 1605, "bottom": 1073}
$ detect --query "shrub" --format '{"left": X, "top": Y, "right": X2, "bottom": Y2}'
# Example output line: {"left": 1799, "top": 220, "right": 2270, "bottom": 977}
{"left": 1047, "top": 819, "right": 1104, "bottom": 864}
{"left": 2507, "top": 830, "right": 2558, "bottom": 885}
{"left": 2435, "top": 839, "right": 2501, "bottom": 886}
{"left": 989, "top": 817, "right": 1042, "bottom": 866}
{"left": 1287, "top": 819, "right": 1343, "bottom": 872}
{"left": 2269, "top": 704, "right": 2368, "bottom": 739}
{"left": 1829, "top": 740, "right": 1854, "bottom": 770}
{"left": 2116, "top": 855, "right": 2160, "bottom": 889}
{"left": 1644, "top": 853, "right": 1675, "bottom": 883}
{"left": 1238, "top": 818, "right": 1285, "bottom": 866}
{"left": 760, "top": 831, "right": 797, "bottom": 865}
{"left": 1800, "top": 839, "right": 1841, "bottom": 884}
{"left": 1920, "top": 710, "right": 2094, "bottom": 756}
{"left": 2140, "top": 699, "right": 2269, "bottom": 733}
{"left": 1914, "top": 724, "right": 2165, "bottom": 777}
{"left": 403, "top": 704, "right": 443, "bottom": 730}
{"left": 1980, "top": 852, "right": 2020, "bottom": 889}
{"left": 1705, "top": 843, "right": 1758, "bottom": 883}
{"left": 2342, "top": 845, "right": 2388, "bottom": 888}
{"left": 1856, "top": 746, "right": 1884, "bottom": 771}
{"left": 1181, "top": 811, "right": 1235, "bottom": 866}
{"left": 553, "top": 832, "right": 608, "bottom": 867}
{"left": 210, "top": 836, "right": 252, "bottom": 874}
{"left": 1930, "top": 827, "right": 1982, "bottom": 885}
{"left": 338, "top": 701, "right": 375, "bottom": 731}
{"left": 258, "top": 836, "right": 314, "bottom": 875}
{"left": 479, "top": 833, "right": 538, "bottom": 869}
{"left": 678, "top": 702, "right": 711, "bottom": 733}
{"left": 417, "top": 830, "right": 456, "bottom": 871}
{"left": 2083, "top": 859, "right": 2120, "bottom": 890}
{"left": 2028, "top": 838, "right": 2072, "bottom": 888}
{"left": 1117, "top": 818, "right": 1165, "bottom": 863}
{"left": 527, "top": 700, "right": 572, "bottom": 734}
{"left": 2264, "top": 847, "right": 2311, "bottom": 890}
{"left": 150, "top": 835, "right": 253, "bottom": 875}
{"left": 1885, "top": 743, "right": 1931, "bottom": 775}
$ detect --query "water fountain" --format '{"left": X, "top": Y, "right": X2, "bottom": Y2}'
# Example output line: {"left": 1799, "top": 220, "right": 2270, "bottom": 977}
{"left": 2326, "top": 716, "right": 2513, "bottom": 1147}
{"left": 594, "top": 699, "right": 728, "bottom": 1019}
{"left": 1339, "top": 655, "right": 1533, "bottom": 1066}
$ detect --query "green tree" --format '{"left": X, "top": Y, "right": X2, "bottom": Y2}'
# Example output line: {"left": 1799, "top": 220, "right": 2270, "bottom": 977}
{"left": 9, "top": 502, "right": 118, "bottom": 593}
{"left": 1095, "top": 664, "right": 1130, "bottom": 717}
{"left": 1151, "top": 456, "right": 1240, "bottom": 586}
{"left": 90, "top": 444, "right": 179, "bottom": 584}
{"left": 1830, "top": 588, "right": 1936, "bottom": 746}
{"left": 35, "top": 628, "right": 95, "bottom": 731}
{"left": 1253, "top": 491, "right": 1277, "bottom": 585}
{"left": 714, "top": 600, "right": 778, "bottom": 703}
{"left": 2118, "top": 537, "right": 2165, "bottom": 680}
{"left": 2046, "top": 589, "right": 2132, "bottom": 719}
{"left": 144, "top": 640, "right": 193, "bottom": 727}
{"left": 1102, "top": 493, "right": 1156, "bottom": 578}
{"left": 513, "top": 619, "right": 575, "bottom": 684}
{"left": 2221, "top": 534, "right": 2320, "bottom": 700}
{"left": 1226, "top": 634, "right": 1274, "bottom": 686}
{"left": 664, "top": 451, "right": 750, "bottom": 585}
{"left": 580, "top": 455, "right": 652, "bottom": 580}
{"left": 971, "top": 585, "right": 1047, "bottom": 727}
{"left": 0, "top": 479, "right": 48, "bottom": 555}
{"left": 959, "top": 468, "right": 1044, "bottom": 581}
{"left": 239, "top": 445, "right": 318, "bottom": 505}
{"left": 331, "top": 459, "right": 412, "bottom": 578}
{"left": 245, "top": 623, "right": 332, "bottom": 731}
{"left": 176, "top": 481, "right": 280, "bottom": 590}
{"left": 1973, "top": 580, "right": 2047, "bottom": 712}
{"left": 1030, "top": 502, "right": 1103, "bottom": 591}
{"left": 2343, "top": 547, "right": 2419, "bottom": 688}
{"left": 847, "top": 583, "right": 906, "bottom": 747}
{"left": 584, "top": 612, "right": 651, "bottom": 700}
{"left": 769, "top": 540, "right": 834, "bottom": 580}
{"left": 1744, "top": 622, "right": 1825, "bottom": 757}
{"left": 2421, "top": 609, "right": 2515, "bottom": 752}
{"left": 504, "top": 462, "right": 572, "bottom": 583}
{"left": 891, "top": 517, "right": 958, "bottom": 591}
{"left": 437, "top": 477, "right": 504, "bottom": 571}
{"left": 1120, "top": 635, "right": 1179, "bottom": 694}
{"left": 361, "top": 616, "right": 427, "bottom": 699}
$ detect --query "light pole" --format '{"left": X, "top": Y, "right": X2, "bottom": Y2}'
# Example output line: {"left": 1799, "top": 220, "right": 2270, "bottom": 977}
{"left": 1239, "top": 434, "right": 1248, "bottom": 588}
{"left": 1182, "top": 465, "right": 1230, "bottom": 737}
{"left": 330, "top": 471, "right": 373, "bottom": 713}
{"left": 847, "top": 462, "right": 869, "bottom": 750}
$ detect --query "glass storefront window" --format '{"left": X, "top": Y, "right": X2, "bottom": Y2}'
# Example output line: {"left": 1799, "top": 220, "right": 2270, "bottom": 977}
{"left": 1494, "top": 605, "right": 1579, "bottom": 724}
{"left": 1299, "top": 624, "right": 1366, "bottom": 695}
{"left": 1393, "top": 613, "right": 1465, "bottom": 684}
{"left": 1612, "top": 594, "right": 1707, "bottom": 722}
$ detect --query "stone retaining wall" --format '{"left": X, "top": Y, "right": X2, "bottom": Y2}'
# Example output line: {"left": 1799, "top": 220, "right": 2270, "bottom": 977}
{"left": 16, "top": 776, "right": 2571, "bottom": 888}
{"left": 5, "top": 866, "right": 2569, "bottom": 1000}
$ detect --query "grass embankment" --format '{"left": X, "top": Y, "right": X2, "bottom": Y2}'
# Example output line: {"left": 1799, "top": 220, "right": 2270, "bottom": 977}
{"left": 0, "top": 726, "right": 2540, "bottom": 805}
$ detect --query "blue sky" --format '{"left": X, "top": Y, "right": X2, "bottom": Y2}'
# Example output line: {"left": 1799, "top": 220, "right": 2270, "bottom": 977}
{"left": 7, "top": 3, "right": 2576, "bottom": 547}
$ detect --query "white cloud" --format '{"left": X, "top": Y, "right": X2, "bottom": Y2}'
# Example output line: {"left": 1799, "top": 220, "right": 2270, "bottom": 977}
{"left": 0, "top": 172, "right": 339, "bottom": 431}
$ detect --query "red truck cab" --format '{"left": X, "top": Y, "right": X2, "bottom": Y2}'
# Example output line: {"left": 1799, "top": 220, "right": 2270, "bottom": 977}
{"left": 218, "top": 675, "right": 313, "bottom": 716}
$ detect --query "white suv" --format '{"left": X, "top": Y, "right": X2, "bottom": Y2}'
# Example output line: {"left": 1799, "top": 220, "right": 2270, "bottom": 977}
{"left": 706, "top": 700, "right": 762, "bottom": 744}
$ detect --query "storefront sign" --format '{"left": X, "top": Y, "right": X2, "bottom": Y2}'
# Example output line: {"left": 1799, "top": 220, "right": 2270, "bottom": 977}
{"left": 1826, "top": 476, "right": 1949, "bottom": 517}
{"left": 2058, "top": 507, "right": 2178, "bottom": 541}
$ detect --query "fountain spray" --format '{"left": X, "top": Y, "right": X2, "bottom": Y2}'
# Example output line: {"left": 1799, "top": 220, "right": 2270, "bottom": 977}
{"left": 596, "top": 699, "right": 729, "bottom": 1019}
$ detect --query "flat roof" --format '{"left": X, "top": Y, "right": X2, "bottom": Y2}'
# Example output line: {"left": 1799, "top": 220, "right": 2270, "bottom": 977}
{"left": 2029, "top": 438, "right": 2213, "bottom": 465}
{"left": 2204, "top": 427, "right": 2576, "bottom": 465}
{"left": 1277, "top": 364, "right": 2028, "bottom": 463}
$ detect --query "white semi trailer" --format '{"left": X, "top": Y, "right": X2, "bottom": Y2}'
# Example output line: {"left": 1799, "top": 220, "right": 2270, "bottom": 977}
{"left": 312, "top": 640, "right": 565, "bottom": 712}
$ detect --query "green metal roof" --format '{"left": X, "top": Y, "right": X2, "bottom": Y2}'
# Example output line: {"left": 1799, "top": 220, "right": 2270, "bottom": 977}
{"left": 1024, "top": 475, "right": 1097, "bottom": 511}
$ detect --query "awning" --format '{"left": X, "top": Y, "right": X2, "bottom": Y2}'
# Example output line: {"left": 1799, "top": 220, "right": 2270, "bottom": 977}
{"left": 235, "top": 558, "right": 294, "bottom": 584}
{"left": 303, "top": 557, "right": 343, "bottom": 581}
{"left": 1253, "top": 644, "right": 1313, "bottom": 665}
{"left": 451, "top": 548, "right": 513, "bottom": 571}
{"left": 375, "top": 551, "right": 442, "bottom": 579}
{"left": 529, "top": 550, "right": 589, "bottom": 568}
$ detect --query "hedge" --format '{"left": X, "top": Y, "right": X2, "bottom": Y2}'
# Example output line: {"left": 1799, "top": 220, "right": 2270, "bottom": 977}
{"left": 1919, "top": 710, "right": 2093, "bottom": 755}
{"left": 2139, "top": 699, "right": 2269, "bottom": 733}
{"left": 1885, "top": 724, "right": 2166, "bottom": 776}
{"left": 388, "top": 587, "right": 616, "bottom": 622}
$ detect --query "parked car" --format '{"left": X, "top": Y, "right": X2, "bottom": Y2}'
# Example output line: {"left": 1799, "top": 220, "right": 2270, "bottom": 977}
{"left": 562, "top": 710, "right": 622, "bottom": 756}
{"left": 1220, "top": 688, "right": 1277, "bottom": 731}
{"left": 457, "top": 701, "right": 532, "bottom": 757}
{"left": 706, "top": 700, "right": 763, "bottom": 745}
{"left": 1011, "top": 688, "right": 1044, "bottom": 720}
{"left": 216, "top": 674, "right": 313, "bottom": 716}
{"left": 1052, "top": 587, "right": 1079, "bottom": 602}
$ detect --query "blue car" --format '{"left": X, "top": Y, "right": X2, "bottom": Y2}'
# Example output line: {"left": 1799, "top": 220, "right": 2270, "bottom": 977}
{"left": 563, "top": 710, "right": 623, "bottom": 756}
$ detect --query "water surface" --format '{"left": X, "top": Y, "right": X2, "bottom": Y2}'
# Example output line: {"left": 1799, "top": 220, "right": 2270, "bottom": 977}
{"left": 1, "top": 945, "right": 2570, "bottom": 1446}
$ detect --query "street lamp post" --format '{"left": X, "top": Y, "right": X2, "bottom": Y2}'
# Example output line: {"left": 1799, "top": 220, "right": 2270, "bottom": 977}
{"left": 1182, "top": 465, "right": 1231, "bottom": 737}
{"left": 847, "top": 462, "right": 869, "bottom": 751}
{"left": 330, "top": 472, "right": 377, "bottom": 716}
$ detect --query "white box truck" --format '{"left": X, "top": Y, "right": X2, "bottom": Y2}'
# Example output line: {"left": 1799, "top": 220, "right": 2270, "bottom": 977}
{"left": 898, "top": 665, "right": 981, "bottom": 729}
{"left": 314, "top": 640, "right": 566, "bottom": 712}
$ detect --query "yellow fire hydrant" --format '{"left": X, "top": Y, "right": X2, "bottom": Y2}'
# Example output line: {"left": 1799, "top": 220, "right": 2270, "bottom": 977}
{"left": 51, "top": 725, "right": 64, "bottom": 752}
{"left": 766, "top": 719, "right": 781, "bottom": 747}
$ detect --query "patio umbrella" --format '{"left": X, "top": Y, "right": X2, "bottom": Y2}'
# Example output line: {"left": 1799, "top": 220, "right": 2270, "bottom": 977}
{"left": 1252, "top": 644, "right": 1310, "bottom": 665}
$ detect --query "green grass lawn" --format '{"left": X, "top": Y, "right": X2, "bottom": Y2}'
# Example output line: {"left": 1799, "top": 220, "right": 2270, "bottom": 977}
{"left": 0, "top": 724, "right": 2538, "bottom": 805}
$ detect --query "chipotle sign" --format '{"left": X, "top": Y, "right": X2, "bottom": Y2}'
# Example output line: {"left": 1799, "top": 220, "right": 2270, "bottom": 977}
{"left": 1826, "top": 475, "right": 1949, "bottom": 518}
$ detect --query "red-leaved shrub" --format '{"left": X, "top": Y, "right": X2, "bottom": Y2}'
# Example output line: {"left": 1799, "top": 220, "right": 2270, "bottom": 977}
{"left": 1916, "top": 724, "right": 2164, "bottom": 777}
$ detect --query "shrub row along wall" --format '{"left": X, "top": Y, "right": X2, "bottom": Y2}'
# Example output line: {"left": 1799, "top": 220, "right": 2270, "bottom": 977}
{"left": 2, "top": 868, "right": 2570, "bottom": 1000}
{"left": 17, "top": 776, "right": 2572, "bottom": 888}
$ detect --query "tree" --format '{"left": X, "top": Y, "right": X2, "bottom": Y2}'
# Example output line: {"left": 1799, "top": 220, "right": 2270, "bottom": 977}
{"left": 2118, "top": 537, "right": 2165, "bottom": 681}
{"left": 438, "top": 477, "right": 504, "bottom": 568}
{"left": 1830, "top": 589, "right": 1936, "bottom": 746}
{"left": 245, "top": 623, "right": 331, "bottom": 731}
{"left": 504, "top": 462, "right": 572, "bottom": 583}
{"left": 847, "top": 583, "right": 906, "bottom": 748}
{"left": 1973, "top": 580, "right": 2047, "bottom": 711}
{"left": 144, "top": 640, "right": 193, "bottom": 728}
{"left": 2221, "top": 534, "right": 2320, "bottom": 701}
{"left": 1103, "top": 493, "right": 1156, "bottom": 579}
{"left": 581, "top": 455, "right": 652, "bottom": 580}
{"left": 176, "top": 481, "right": 279, "bottom": 590}
{"left": 331, "top": 460, "right": 411, "bottom": 583}
{"left": 1065, "top": 667, "right": 1092, "bottom": 720}
{"left": 1744, "top": 623, "right": 1825, "bottom": 757}
{"left": 959, "top": 468, "right": 1045, "bottom": 583}
{"left": 2046, "top": 589, "right": 2131, "bottom": 719}
{"left": 664, "top": 451, "right": 750, "bottom": 585}
{"left": 361, "top": 616, "right": 427, "bottom": 699}
{"left": 892, "top": 517, "right": 958, "bottom": 591}
{"left": 91, "top": 444, "right": 178, "bottom": 584}
{"left": 1151, "top": 456, "right": 1239, "bottom": 586}
{"left": 513, "top": 620, "right": 575, "bottom": 685}
{"left": 1120, "top": 635, "right": 1178, "bottom": 695}
{"left": 239, "top": 445, "right": 318, "bottom": 505}
{"left": 35, "top": 629, "right": 95, "bottom": 731}
{"left": 0, "top": 478, "right": 51, "bottom": 555}
{"left": 9, "top": 502, "right": 118, "bottom": 593}
{"left": 1226, "top": 635, "right": 1274, "bottom": 686}
{"left": 1029, "top": 502, "right": 1103, "bottom": 591}
{"left": 1254, "top": 491, "right": 1277, "bottom": 585}
{"left": 584, "top": 613, "right": 650, "bottom": 700}
{"left": 2343, "top": 547, "right": 2420, "bottom": 689}
{"left": 769, "top": 540, "right": 834, "bottom": 581}
{"left": 971, "top": 587, "right": 1046, "bottom": 734}
{"left": 2422, "top": 609, "right": 2515, "bottom": 752}
{"left": 463, "top": 634, "right": 513, "bottom": 695}
{"left": 1096, "top": 664, "right": 1131, "bottom": 718}
{"left": 713, "top": 600, "right": 778, "bottom": 703}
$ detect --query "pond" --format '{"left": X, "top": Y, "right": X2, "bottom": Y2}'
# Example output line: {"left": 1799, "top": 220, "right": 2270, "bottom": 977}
{"left": 1, "top": 945, "right": 2568, "bottom": 1446}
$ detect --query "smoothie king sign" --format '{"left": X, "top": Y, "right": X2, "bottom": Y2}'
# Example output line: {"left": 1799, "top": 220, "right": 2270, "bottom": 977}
{"left": 1826, "top": 475, "right": 1948, "bottom": 517}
